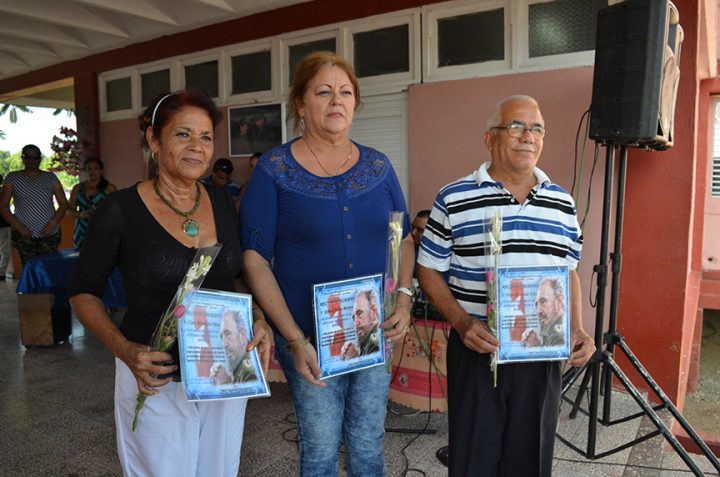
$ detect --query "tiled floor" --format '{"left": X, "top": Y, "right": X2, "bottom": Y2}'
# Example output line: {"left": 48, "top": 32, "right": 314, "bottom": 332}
{"left": 1, "top": 277, "right": 718, "bottom": 476}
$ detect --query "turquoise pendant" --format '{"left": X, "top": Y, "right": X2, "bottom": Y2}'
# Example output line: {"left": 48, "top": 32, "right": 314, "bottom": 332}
{"left": 182, "top": 218, "right": 200, "bottom": 238}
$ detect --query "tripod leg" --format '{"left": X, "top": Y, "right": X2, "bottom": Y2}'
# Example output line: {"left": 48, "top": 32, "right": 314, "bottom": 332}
{"left": 617, "top": 340, "right": 720, "bottom": 472}
{"left": 582, "top": 144, "right": 617, "bottom": 459}
{"left": 568, "top": 365, "right": 592, "bottom": 419}
{"left": 607, "top": 354, "right": 707, "bottom": 476}
{"left": 561, "top": 362, "right": 585, "bottom": 394}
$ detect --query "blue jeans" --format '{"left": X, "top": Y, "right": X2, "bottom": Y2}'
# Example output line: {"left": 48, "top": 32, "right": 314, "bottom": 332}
{"left": 276, "top": 333, "right": 391, "bottom": 477}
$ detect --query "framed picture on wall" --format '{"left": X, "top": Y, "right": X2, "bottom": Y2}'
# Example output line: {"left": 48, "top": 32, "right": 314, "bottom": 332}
{"left": 228, "top": 103, "right": 285, "bottom": 157}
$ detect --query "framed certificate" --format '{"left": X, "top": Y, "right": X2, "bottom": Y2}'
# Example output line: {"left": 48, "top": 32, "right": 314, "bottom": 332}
{"left": 177, "top": 289, "right": 270, "bottom": 400}
{"left": 312, "top": 274, "right": 385, "bottom": 379}
{"left": 495, "top": 265, "right": 571, "bottom": 364}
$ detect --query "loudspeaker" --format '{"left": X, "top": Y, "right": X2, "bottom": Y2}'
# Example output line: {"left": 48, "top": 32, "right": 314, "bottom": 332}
{"left": 589, "top": 0, "right": 683, "bottom": 150}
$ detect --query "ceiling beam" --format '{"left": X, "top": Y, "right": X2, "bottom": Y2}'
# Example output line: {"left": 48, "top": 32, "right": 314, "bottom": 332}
{"left": 0, "top": 77, "right": 74, "bottom": 103}
{"left": 75, "top": 0, "right": 179, "bottom": 26}
{"left": 186, "top": 0, "right": 235, "bottom": 12}
{"left": 0, "top": 52, "right": 29, "bottom": 67}
{"left": 0, "top": 0, "right": 129, "bottom": 38}
{"left": 0, "top": 36, "right": 60, "bottom": 57}
{"left": 8, "top": 95, "right": 75, "bottom": 110}
{"left": 0, "top": 17, "right": 90, "bottom": 48}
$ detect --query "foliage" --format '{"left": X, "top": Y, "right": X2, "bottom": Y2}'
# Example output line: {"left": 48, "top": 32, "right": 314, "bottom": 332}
{"left": 52, "top": 166, "right": 80, "bottom": 191}
{"left": 0, "top": 103, "right": 32, "bottom": 138}
{"left": 0, "top": 150, "right": 22, "bottom": 177}
{"left": 0, "top": 149, "right": 78, "bottom": 190}
{"left": 0, "top": 103, "right": 32, "bottom": 124}
{"left": 53, "top": 108, "right": 75, "bottom": 118}
{"left": 0, "top": 103, "right": 75, "bottom": 158}
{"left": 0, "top": 105, "right": 79, "bottom": 190}
{"left": 48, "top": 126, "right": 82, "bottom": 176}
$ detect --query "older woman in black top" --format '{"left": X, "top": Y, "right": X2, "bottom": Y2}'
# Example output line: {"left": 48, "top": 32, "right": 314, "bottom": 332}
{"left": 69, "top": 91, "right": 272, "bottom": 477}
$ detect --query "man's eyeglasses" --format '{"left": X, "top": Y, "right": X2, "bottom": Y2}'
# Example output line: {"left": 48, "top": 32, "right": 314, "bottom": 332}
{"left": 492, "top": 122, "right": 546, "bottom": 140}
{"left": 22, "top": 154, "right": 41, "bottom": 160}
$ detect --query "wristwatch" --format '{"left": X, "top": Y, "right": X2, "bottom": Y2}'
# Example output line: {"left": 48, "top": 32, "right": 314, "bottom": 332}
{"left": 396, "top": 287, "right": 415, "bottom": 299}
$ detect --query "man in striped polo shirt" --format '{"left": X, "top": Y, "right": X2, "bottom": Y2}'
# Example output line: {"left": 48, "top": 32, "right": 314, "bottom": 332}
{"left": 417, "top": 95, "right": 595, "bottom": 477}
{"left": 0, "top": 144, "right": 68, "bottom": 265}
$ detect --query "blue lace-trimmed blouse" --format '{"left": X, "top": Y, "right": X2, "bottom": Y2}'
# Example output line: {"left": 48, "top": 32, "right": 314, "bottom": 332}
{"left": 240, "top": 138, "right": 410, "bottom": 338}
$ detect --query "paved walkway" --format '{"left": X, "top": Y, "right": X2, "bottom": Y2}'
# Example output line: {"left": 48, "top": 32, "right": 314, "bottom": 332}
{"left": 1, "top": 278, "right": 717, "bottom": 476}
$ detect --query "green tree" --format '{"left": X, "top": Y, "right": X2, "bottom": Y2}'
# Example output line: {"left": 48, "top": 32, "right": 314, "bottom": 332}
{"left": 0, "top": 103, "right": 32, "bottom": 139}
{"left": 0, "top": 151, "right": 24, "bottom": 177}
{"left": 0, "top": 103, "right": 31, "bottom": 123}
{"left": 0, "top": 150, "right": 78, "bottom": 191}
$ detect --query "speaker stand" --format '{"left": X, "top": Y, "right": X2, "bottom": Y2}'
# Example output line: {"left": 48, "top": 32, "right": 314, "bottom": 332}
{"left": 558, "top": 144, "right": 720, "bottom": 476}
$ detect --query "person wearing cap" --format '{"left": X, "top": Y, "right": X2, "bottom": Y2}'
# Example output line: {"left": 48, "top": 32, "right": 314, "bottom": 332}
{"left": 202, "top": 158, "right": 242, "bottom": 201}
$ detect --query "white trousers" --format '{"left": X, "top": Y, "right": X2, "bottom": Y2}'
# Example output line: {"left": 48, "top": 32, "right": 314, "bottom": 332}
{"left": 114, "top": 358, "right": 248, "bottom": 477}
{"left": 0, "top": 226, "right": 10, "bottom": 276}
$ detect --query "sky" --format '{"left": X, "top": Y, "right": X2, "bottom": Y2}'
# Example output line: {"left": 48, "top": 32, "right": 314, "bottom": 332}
{"left": 0, "top": 106, "right": 77, "bottom": 157}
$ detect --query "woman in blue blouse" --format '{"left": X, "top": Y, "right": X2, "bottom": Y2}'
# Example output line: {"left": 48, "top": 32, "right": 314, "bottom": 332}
{"left": 241, "top": 52, "right": 415, "bottom": 476}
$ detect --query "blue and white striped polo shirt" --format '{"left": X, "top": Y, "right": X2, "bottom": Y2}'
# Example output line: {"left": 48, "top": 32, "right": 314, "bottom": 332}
{"left": 417, "top": 161, "right": 582, "bottom": 320}
{"left": 5, "top": 170, "right": 61, "bottom": 238}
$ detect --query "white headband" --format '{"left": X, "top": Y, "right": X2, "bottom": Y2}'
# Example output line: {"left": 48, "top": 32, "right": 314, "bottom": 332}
{"left": 151, "top": 93, "right": 175, "bottom": 128}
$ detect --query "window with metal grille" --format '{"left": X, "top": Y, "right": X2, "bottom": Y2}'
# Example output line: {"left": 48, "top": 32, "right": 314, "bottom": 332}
{"left": 231, "top": 50, "right": 272, "bottom": 95}
{"left": 529, "top": 0, "right": 607, "bottom": 58}
{"left": 713, "top": 101, "right": 720, "bottom": 197}
{"left": 106, "top": 77, "right": 131, "bottom": 112}
{"left": 437, "top": 9, "right": 504, "bottom": 67}
{"left": 185, "top": 60, "right": 218, "bottom": 98}
{"left": 141, "top": 69, "right": 170, "bottom": 108}
{"left": 288, "top": 38, "right": 336, "bottom": 85}
{"left": 353, "top": 24, "right": 409, "bottom": 78}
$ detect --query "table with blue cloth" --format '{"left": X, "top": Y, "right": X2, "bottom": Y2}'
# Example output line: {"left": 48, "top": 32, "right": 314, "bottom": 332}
{"left": 17, "top": 248, "right": 126, "bottom": 345}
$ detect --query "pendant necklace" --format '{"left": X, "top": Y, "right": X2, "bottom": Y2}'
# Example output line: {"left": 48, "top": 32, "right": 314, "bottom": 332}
{"left": 153, "top": 179, "right": 202, "bottom": 238}
{"left": 304, "top": 137, "right": 353, "bottom": 177}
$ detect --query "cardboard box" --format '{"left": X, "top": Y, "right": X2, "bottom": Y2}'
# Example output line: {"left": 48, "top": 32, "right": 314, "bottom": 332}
{"left": 17, "top": 293, "right": 55, "bottom": 346}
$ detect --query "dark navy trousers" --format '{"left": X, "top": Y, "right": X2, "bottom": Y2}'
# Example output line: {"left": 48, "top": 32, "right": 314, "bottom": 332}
{"left": 447, "top": 328, "right": 561, "bottom": 477}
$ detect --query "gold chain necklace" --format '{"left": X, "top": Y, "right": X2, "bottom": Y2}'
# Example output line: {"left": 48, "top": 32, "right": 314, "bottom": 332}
{"left": 304, "top": 137, "right": 353, "bottom": 177}
{"left": 153, "top": 179, "right": 202, "bottom": 238}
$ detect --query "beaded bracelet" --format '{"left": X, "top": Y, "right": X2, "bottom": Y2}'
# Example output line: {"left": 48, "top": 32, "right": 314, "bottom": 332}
{"left": 285, "top": 336, "right": 311, "bottom": 352}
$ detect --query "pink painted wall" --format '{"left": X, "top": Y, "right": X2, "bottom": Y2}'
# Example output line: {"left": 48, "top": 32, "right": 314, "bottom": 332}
{"left": 616, "top": 0, "right": 701, "bottom": 406}
{"left": 408, "top": 67, "right": 605, "bottom": 338}
{"left": 98, "top": 105, "right": 253, "bottom": 189}
{"left": 701, "top": 84, "right": 720, "bottom": 271}
{"left": 99, "top": 119, "right": 145, "bottom": 188}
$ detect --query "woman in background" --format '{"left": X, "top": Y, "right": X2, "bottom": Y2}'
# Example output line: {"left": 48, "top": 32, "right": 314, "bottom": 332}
{"left": 67, "top": 157, "right": 117, "bottom": 250}
{"left": 0, "top": 144, "right": 67, "bottom": 264}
